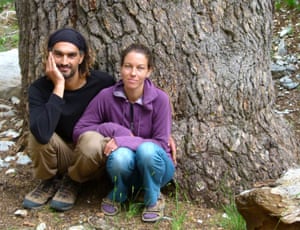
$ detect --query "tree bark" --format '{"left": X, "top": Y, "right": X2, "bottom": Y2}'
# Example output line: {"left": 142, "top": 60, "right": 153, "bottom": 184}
{"left": 15, "top": 0, "right": 300, "bottom": 206}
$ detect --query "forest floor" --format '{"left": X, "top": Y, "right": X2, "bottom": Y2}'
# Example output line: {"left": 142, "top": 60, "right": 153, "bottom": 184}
{"left": 0, "top": 6, "right": 299, "bottom": 230}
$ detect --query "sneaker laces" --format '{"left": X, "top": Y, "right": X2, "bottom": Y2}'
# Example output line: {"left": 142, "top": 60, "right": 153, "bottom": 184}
{"left": 56, "top": 176, "right": 80, "bottom": 198}
{"left": 31, "top": 178, "right": 57, "bottom": 198}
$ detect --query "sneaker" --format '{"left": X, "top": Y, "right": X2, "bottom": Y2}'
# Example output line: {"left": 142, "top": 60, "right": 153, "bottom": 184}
{"left": 50, "top": 175, "right": 81, "bottom": 211}
{"left": 23, "top": 177, "right": 60, "bottom": 209}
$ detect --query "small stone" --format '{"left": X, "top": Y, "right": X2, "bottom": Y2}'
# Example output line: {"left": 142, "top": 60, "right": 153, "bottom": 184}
{"left": 14, "top": 209, "right": 28, "bottom": 217}
{"left": 279, "top": 75, "right": 292, "bottom": 83}
{"left": 285, "top": 64, "right": 297, "bottom": 72}
{"left": 275, "top": 109, "right": 293, "bottom": 115}
{"left": 4, "top": 155, "right": 16, "bottom": 162}
{"left": 270, "top": 63, "right": 286, "bottom": 79}
{"left": 36, "top": 222, "right": 47, "bottom": 230}
{"left": 162, "top": 216, "right": 173, "bottom": 220}
{"left": 222, "top": 213, "right": 228, "bottom": 218}
{"left": 277, "top": 39, "right": 287, "bottom": 56}
{"left": 5, "top": 168, "right": 16, "bottom": 175}
{"left": 68, "top": 225, "right": 85, "bottom": 230}
{"left": 15, "top": 119, "right": 23, "bottom": 129}
{"left": 10, "top": 96, "right": 20, "bottom": 105}
{"left": 0, "top": 140, "right": 15, "bottom": 151}
{"left": 197, "top": 219, "right": 203, "bottom": 224}
{"left": 279, "top": 25, "right": 293, "bottom": 37}
{"left": 16, "top": 154, "right": 32, "bottom": 165}
{"left": 0, "top": 159, "right": 10, "bottom": 168}
{"left": 0, "top": 104, "right": 15, "bottom": 118}
{"left": 282, "top": 82, "right": 299, "bottom": 90}
{"left": 0, "top": 129, "right": 20, "bottom": 138}
{"left": 88, "top": 216, "right": 110, "bottom": 229}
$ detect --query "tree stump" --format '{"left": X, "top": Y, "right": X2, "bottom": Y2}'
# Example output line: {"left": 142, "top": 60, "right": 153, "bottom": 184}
{"left": 236, "top": 168, "right": 300, "bottom": 230}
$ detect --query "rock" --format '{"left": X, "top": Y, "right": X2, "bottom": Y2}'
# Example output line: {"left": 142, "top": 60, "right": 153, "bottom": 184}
{"left": 0, "top": 140, "right": 14, "bottom": 151}
{"left": 0, "top": 10, "right": 16, "bottom": 24}
{"left": 68, "top": 226, "right": 85, "bottom": 230}
{"left": 36, "top": 222, "right": 47, "bottom": 230}
{"left": 5, "top": 168, "right": 16, "bottom": 175}
{"left": 0, "top": 49, "right": 21, "bottom": 99}
{"left": 279, "top": 25, "right": 293, "bottom": 37}
{"left": 279, "top": 76, "right": 299, "bottom": 90}
{"left": 0, "top": 158, "right": 9, "bottom": 168}
{"left": 277, "top": 39, "right": 287, "bottom": 56}
{"left": 0, "top": 104, "right": 16, "bottom": 118}
{"left": 270, "top": 63, "right": 287, "bottom": 79}
{"left": 0, "top": 129, "right": 20, "bottom": 138}
{"left": 4, "top": 155, "right": 16, "bottom": 162}
{"left": 10, "top": 96, "right": 20, "bottom": 105}
{"left": 282, "top": 82, "right": 299, "bottom": 90}
{"left": 236, "top": 168, "right": 300, "bottom": 230}
{"left": 279, "top": 75, "right": 293, "bottom": 84}
{"left": 87, "top": 216, "right": 115, "bottom": 230}
{"left": 14, "top": 209, "right": 28, "bottom": 217}
{"left": 16, "top": 153, "right": 32, "bottom": 165}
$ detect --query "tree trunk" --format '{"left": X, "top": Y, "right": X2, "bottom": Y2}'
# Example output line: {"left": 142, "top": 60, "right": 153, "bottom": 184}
{"left": 15, "top": 0, "right": 299, "bottom": 206}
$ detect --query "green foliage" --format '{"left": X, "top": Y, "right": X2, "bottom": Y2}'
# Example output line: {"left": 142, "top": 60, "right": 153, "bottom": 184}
{"left": 0, "top": 29, "right": 18, "bottom": 51}
{"left": 275, "top": 0, "right": 300, "bottom": 11}
{"left": 126, "top": 202, "right": 144, "bottom": 219}
{"left": 218, "top": 200, "right": 247, "bottom": 230}
{"left": 126, "top": 186, "right": 144, "bottom": 219}
{"left": 171, "top": 182, "right": 187, "bottom": 230}
{"left": 0, "top": 0, "right": 18, "bottom": 51}
{"left": 0, "top": 0, "right": 14, "bottom": 11}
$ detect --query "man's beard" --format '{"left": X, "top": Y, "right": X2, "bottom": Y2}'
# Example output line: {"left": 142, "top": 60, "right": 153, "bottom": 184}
{"left": 62, "top": 69, "right": 76, "bottom": 79}
{"left": 57, "top": 64, "right": 76, "bottom": 79}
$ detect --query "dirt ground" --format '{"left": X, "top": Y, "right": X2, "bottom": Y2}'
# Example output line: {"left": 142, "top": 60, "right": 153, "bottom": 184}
{"left": 0, "top": 7, "right": 299, "bottom": 230}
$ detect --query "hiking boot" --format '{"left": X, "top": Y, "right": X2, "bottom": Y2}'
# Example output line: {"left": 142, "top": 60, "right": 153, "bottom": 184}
{"left": 50, "top": 175, "right": 81, "bottom": 211}
{"left": 23, "top": 177, "right": 60, "bottom": 209}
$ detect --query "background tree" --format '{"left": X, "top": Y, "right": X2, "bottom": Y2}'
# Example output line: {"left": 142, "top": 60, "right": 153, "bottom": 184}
{"left": 15, "top": 0, "right": 299, "bottom": 206}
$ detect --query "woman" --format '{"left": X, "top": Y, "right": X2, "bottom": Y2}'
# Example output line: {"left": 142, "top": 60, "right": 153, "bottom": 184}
{"left": 73, "top": 43, "right": 175, "bottom": 222}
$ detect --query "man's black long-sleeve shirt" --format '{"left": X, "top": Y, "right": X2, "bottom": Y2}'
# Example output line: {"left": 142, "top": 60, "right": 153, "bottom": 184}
{"left": 28, "top": 70, "right": 115, "bottom": 144}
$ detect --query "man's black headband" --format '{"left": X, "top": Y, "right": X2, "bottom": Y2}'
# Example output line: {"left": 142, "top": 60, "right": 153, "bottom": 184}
{"left": 47, "top": 28, "right": 87, "bottom": 53}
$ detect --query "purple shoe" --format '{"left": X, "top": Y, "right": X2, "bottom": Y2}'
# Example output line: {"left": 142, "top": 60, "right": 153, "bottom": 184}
{"left": 142, "top": 194, "right": 165, "bottom": 222}
{"left": 101, "top": 197, "right": 121, "bottom": 216}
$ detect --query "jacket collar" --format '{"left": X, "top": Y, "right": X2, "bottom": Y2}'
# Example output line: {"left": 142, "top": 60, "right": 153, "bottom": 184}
{"left": 113, "top": 79, "right": 158, "bottom": 106}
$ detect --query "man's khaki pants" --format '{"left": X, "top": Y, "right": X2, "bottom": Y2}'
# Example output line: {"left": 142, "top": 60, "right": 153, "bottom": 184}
{"left": 28, "top": 131, "right": 109, "bottom": 183}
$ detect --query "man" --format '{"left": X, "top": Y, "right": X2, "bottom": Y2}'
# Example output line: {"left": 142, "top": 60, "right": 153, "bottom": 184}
{"left": 23, "top": 28, "right": 115, "bottom": 211}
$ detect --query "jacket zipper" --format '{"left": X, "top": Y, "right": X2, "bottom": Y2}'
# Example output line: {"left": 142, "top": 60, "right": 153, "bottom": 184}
{"left": 130, "top": 103, "right": 134, "bottom": 133}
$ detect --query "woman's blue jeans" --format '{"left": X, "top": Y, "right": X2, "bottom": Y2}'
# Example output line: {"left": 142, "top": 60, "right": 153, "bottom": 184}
{"left": 106, "top": 142, "right": 175, "bottom": 206}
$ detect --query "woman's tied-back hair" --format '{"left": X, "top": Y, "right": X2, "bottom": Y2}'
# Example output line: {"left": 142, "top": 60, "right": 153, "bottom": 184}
{"left": 43, "top": 27, "right": 95, "bottom": 78}
{"left": 121, "top": 43, "right": 154, "bottom": 70}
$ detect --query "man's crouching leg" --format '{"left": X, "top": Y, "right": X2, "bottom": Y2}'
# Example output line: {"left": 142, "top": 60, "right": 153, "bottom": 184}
{"left": 23, "top": 133, "right": 73, "bottom": 209}
{"left": 50, "top": 131, "right": 109, "bottom": 211}
{"left": 68, "top": 131, "right": 109, "bottom": 183}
